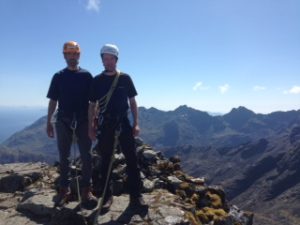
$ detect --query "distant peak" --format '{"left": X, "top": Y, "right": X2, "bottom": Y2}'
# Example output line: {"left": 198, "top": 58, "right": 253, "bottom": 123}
{"left": 174, "top": 105, "right": 198, "bottom": 115}
{"left": 229, "top": 106, "right": 255, "bottom": 115}
{"left": 138, "top": 106, "right": 160, "bottom": 112}
{"left": 224, "top": 106, "right": 256, "bottom": 124}
{"left": 175, "top": 105, "right": 191, "bottom": 111}
{"left": 148, "top": 107, "right": 160, "bottom": 111}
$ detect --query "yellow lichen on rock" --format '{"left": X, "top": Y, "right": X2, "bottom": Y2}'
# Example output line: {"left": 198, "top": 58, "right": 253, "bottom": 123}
{"left": 185, "top": 211, "right": 203, "bottom": 225}
{"left": 196, "top": 207, "right": 228, "bottom": 224}
{"left": 206, "top": 191, "right": 223, "bottom": 208}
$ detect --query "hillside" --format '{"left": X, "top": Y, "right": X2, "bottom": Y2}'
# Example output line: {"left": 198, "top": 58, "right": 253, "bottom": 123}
{"left": 161, "top": 126, "right": 300, "bottom": 225}
{"left": 0, "top": 106, "right": 46, "bottom": 142}
{"left": 1, "top": 116, "right": 57, "bottom": 163}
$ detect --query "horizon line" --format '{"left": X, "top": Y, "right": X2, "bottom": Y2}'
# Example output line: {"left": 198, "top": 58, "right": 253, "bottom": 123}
{"left": 0, "top": 104, "right": 299, "bottom": 115}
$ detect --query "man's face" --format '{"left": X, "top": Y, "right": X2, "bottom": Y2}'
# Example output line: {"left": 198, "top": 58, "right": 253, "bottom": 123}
{"left": 64, "top": 51, "right": 80, "bottom": 68}
{"left": 102, "top": 54, "right": 117, "bottom": 72}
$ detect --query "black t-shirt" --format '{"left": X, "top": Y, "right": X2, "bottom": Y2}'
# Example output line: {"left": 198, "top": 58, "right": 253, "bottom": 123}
{"left": 47, "top": 67, "right": 93, "bottom": 117}
{"left": 89, "top": 72, "right": 137, "bottom": 115}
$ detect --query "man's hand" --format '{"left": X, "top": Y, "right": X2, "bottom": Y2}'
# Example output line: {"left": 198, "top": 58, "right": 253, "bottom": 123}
{"left": 132, "top": 124, "right": 140, "bottom": 137}
{"left": 47, "top": 122, "right": 55, "bottom": 138}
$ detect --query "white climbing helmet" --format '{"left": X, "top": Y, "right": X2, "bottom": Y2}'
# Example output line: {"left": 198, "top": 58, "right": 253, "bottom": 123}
{"left": 100, "top": 44, "right": 119, "bottom": 58}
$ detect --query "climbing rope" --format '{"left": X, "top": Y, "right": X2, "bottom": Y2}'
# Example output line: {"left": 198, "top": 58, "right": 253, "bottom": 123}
{"left": 70, "top": 117, "right": 82, "bottom": 207}
{"left": 93, "top": 124, "right": 122, "bottom": 225}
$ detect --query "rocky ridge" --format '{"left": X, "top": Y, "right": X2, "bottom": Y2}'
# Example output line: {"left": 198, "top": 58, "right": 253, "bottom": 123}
{"left": 0, "top": 140, "right": 253, "bottom": 225}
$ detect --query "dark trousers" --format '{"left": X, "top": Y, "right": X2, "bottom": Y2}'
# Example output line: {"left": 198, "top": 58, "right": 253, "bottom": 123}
{"left": 55, "top": 119, "right": 92, "bottom": 188}
{"left": 97, "top": 116, "right": 142, "bottom": 199}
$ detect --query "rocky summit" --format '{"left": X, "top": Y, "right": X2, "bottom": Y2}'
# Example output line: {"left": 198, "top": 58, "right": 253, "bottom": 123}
{"left": 0, "top": 140, "right": 253, "bottom": 225}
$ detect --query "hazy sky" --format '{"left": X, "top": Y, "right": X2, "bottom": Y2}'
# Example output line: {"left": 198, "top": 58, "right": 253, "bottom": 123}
{"left": 0, "top": 0, "right": 299, "bottom": 113}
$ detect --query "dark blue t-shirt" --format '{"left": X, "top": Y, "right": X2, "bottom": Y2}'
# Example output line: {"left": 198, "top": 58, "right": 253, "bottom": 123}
{"left": 47, "top": 67, "right": 93, "bottom": 117}
{"left": 89, "top": 72, "right": 137, "bottom": 115}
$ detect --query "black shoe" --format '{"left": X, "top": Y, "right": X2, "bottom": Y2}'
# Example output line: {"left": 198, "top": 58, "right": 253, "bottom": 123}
{"left": 102, "top": 195, "right": 113, "bottom": 210}
{"left": 81, "top": 187, "right": 98, "bottom": 210}
{"left": 129, "top": 195, "right": 146, "bottom": 207}
{"left": 54, "top": 187, "right": 71, "bottom": 207}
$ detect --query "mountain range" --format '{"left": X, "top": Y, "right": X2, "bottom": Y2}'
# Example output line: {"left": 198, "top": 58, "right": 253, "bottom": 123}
{"left": 1, "top": 105, "right": 300, "bottom": 163}
{"left": 139, "top": 105, "right": 300, "bottom": 148}
{"left": 1, "top": 105, "right": 300, "bottom": 224}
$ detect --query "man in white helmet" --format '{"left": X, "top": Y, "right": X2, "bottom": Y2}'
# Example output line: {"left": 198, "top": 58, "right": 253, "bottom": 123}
{"left": 88, "top": 44, "right": 145, "bottom": 209}
{"left": 46, "top": 41, "right": 97, "bottom": 209}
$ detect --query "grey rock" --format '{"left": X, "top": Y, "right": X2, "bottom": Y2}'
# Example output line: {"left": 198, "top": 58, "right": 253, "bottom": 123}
{"left": 0, "top": 193, "right": 22, "bottom": 209}
{"left": 189, "top": 177, "right": 205, "bottom": 185}
{"left": 134, "top": 137, "right": 144, "bottom": 147}
{"left": 17, "top": 189, "right": 56, "bottom": 216}
{"left": 142, "top": 178, "right": 155, "bottom": 192}
{"left": 136, "top": 146, "right": 144, "bottom": 153}
{"left": 229, "top": 205, "right": 254, "bottom": 225}
{"left": 147, "top": 165, "right": 161, "bottom": 177}
{"left": 113, "top": 153, "right": 125, "bottom": 164}
{"left": 0, "top": 209, "right": 44, "bottom": 225}
{"left": 142, "top": 150, "right": 157, "bottom": 161}
{"left": 145, "top": 190, "right": 189, "bottom": 225}
{"left": 167, "top": 175, "right": 183, "bottom": 187}
{"left": 94, "top": 190, "right": 189, "bottom": 225}
{"left": 0, "top": 163, "right": 45, "bottom": 193}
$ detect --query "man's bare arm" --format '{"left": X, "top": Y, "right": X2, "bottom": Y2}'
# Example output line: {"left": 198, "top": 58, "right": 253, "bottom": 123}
{"left": 129, "top": 97, "right": 140, "bottom": 136}
{"left": 46, "top": 99, "right": 57, "bottom": 138}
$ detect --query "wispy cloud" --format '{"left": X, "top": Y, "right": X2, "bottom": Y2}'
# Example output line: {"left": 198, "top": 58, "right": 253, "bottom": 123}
{"left": 193, "top": 82, "right": 209, "bottom": 91}
{"left": 253, "top": 85, "right": 266, "bottom": 91}
{"left": 86, "top": 0, "right": 100, "bottom": 12}
{"left": 283, "top": 86, "right": 300, "bottom": 94}
{"left": 219, "top": 84, "right": 230, "bottom": 94}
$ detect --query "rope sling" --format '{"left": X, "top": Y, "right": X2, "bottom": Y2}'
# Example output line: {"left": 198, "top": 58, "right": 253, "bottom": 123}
{"left": 70, "top": 118, "right": 82, "bottom": 207}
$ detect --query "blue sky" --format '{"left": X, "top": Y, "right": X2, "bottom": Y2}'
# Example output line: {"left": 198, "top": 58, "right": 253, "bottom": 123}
{"left": 0, "top": 0, "right": 299, "bottom": 114}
